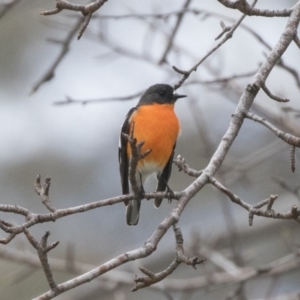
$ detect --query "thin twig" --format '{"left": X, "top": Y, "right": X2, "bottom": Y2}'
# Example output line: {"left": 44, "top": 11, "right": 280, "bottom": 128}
{"left": 54, "top": 90, "right": 143, "bottom": 106}
{"left": 31, "top": 18, "right": 83, "bottom": 93}
{"left": 290, "top": 145, "right": 296, "bottom": 172}
{"left": 34, "top": 175, "right": 56, "bottom": 212}
{"left": 217, "top": 0, "right": 292, "bottom": 17}
{"left": 23, "top": 229, "right": 59, "bottom": 290}
{"left": 262, "top": 83, "right": 290, "bottom": 102}
{"left": 173, "top": 0, "right": 258, "bottom": 90}
{"left": 41, "top": 0, "right": 109, "bottom": 39}
{"left": 132, "top": 222, "right": 204, "bottom": 291}
{"left": 173, "top": 155, "right": 202, "bottom": 177}
{"left": 210, "top": 177, "right": 300, "bottom": 226}
{"left": 159, "top": 0, "right": 191, "bottom": 64}
{"left": 0, "top": 177, "right": 182, "bottom": 239}
{"left": 245, "top": 111, "right": 300, "bottom": 147}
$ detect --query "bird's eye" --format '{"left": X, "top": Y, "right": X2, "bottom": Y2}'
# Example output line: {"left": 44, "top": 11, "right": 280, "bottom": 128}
{"left": 159, "top": 89, "right": 165, "bottom": 96}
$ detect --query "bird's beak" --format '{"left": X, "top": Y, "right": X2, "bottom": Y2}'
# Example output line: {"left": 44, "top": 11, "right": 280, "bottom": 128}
{"left": 173, "top": 94, "right": 187, "bottom": 100}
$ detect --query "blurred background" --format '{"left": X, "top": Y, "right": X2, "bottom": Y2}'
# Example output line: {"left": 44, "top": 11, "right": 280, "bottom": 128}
{"left": 0, "top": 0, "right": 300, "bottom": 299}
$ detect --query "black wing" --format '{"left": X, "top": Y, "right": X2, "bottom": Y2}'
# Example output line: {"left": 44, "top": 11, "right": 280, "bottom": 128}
{"left": 154, "top": 143, "right": 176, "bottom": 208}
{"left": 119, "top": 107, "right": 136, "bottom": 205}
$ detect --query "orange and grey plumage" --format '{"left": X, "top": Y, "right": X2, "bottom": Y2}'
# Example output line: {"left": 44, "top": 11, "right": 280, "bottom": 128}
{"left": 119, "top": 84, "right": 186, "bottom": 225}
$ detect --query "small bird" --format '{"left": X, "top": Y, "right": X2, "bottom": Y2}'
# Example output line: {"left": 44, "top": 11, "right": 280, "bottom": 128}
{"left": 119, "top": 84, "right": 186, "bottom": 225}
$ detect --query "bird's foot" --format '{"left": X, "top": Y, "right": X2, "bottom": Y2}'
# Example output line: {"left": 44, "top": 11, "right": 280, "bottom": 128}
{"left": 166, "top": 185, "right": 175, "bottom": 203}
{"left": 137, "top": 185, "right": 145, "bottom": 200}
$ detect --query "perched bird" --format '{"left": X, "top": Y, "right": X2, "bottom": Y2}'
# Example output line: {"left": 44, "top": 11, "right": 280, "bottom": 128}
{"left": 119, "top": 84, "right": 186, "bottom": 225}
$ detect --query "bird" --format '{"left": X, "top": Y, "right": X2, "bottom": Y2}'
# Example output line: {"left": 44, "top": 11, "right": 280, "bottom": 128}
{"left": 119, "top": 83, "right": 186, "bottom": 225}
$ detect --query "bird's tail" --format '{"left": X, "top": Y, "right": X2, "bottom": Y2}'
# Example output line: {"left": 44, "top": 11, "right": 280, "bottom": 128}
{"left": 126, "top": 199, "right": 141, "bottom": 225}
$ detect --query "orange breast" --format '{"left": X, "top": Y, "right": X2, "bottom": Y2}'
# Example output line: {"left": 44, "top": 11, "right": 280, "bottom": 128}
{"left": 127, "top": 103, "right": 180, "bottom": 173}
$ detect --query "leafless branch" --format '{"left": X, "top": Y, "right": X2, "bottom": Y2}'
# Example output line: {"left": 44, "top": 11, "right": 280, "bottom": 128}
{"left": 217, "top": 0, "right": 292, "bottom": 17}
{"left": 2, "top": 241, "right": 299, "bottom": 295}
{"left": 31, "top": 18, "right": 82, "bottom": 93}
{"left": 31, "top": 7, "right": 299, "bottom": 297}
{"left": 245, "top": 112, "right": 300, "bottom": 147}
{"left": 159, "top": 0, "right": 191, "bottom": 64}
{"left": 24, "top": 230, "right": 59, "bottom": 290}
{"left": 186, "top": 69, "right": 257, "bottom": 85}
{"left": 35, "top": 175, "right": 56, "bottom": 212}
{"left": 122, "top": 122, "right": 152, "bottom": 199}
{"left": 2, "top": 1, "right": 300, "bottom": 299}
{"left": 0, "top": 221, "right": 16, "bottom": 244}
{"left": 41, "top": 0, "right": 108, "bottom": 39}
{"left": 54, "top": 90, "right": 143, "bottom": 106}
{"left": 132, "top": 222, "right": 205, "bottom": 291}
{"left": 210, "top": 177, "right": 300, "bottom": 225}
{"left": 173, "top": 155, "right": 202, "bottom": 178}
{"left": 290, "top": 145, "right": 296, "bottom": 172}
{"left": 173, "top": 0, "right": 258, "bottom": 90}
{"left": 294, "top": 34, "right": 300, "bottom": 49}
{"left": 0, "top": 187, "right": 182, "bottom": 240}
{"left": 262, "top": 83, "right": 290, "bottom": 102}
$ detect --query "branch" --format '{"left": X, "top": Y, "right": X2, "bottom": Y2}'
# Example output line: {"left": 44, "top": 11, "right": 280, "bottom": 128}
{"left": 1, "top": 243, "right": 299, "bottom": 293}
{"left": 0, "top": 174, "right": 182, "bottom": 243}
{"left": 24, "top": 230, "right": 59, "bottom": 290}
{"left": 159, "top": 0, "right": 191, "bottom": 64}
{"left": 33, "top": 218, "right": 189, "bottom": 299}
{"left": 290, "top": 145, "right": 296, "bottom": 172}
{"left": 210, "top": 177, "right": 300, "bottom": 225}
{"left": 245, "top": 112, "right": 300, "bottom": 147}
{"left": 122, "top": 122, "right": 152, "bottom": 199}
{"left": 2, "top": 3, "right": 300, "bottom": 299}
{"left": 35, "top": 175, "right": 56, "bottom": 212}
{"left": 173, "top": 155, "right": 202, "bottom": 177}
{"left": 159, "top": 251, "right": 300, "bottom": 291}
{"left": 173, "top": 0, "right": 258, "bottom": 90}
{"left": 0, "top": 245, "right": 137, "bottom": 289}
{"left": 173, "top": 223, "right": 205, "bottom": 269}
{"left": 217, "top": 0, "right": 292, "bottom": 17}
{"left": 41, "top": 0, "right": 108, "bottom": 39}
{"left": 53, "top": 90, "right": 143, "bottom": 106}
{"left": 0, "top": 190, "right": 129, "bottom": 237}
{"left": 51, "top": 71, "right": 257, "bottom": 107}
{"left": 262, "top": 83, "right": 290, "bottom": 102}
{"left": 31, "top": 18, "right": 82, "bottom": 93}
{"left": 294, "top": 34, "right": 300, "bottom": 49}
{"left": 132, "top": 222, "right": 205, "bottom": 291}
